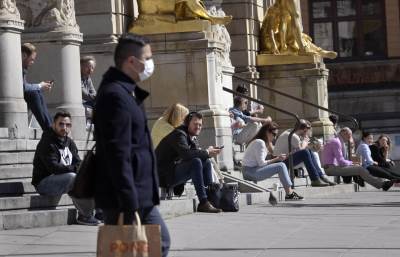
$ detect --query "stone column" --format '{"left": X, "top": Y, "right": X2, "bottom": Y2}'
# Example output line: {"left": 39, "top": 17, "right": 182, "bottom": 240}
{"left": 0, "top": 0, "right": 28, "bottom": 138}
{"left": 17, "top": 0, "right": 86, "bottom": 139}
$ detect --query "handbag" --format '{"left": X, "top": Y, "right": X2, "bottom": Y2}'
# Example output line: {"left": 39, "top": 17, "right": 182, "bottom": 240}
{"left": 71, "top": 125, "right": 96, "bottom": 198}
{"left": 207, "top": 182, "right": 239, "bottom": 212}
{"left": 97, "top": 212, "right": 162, "bottom": 257}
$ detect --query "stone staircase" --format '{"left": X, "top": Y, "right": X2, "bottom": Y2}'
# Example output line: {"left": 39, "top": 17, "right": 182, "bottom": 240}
{"left": 0, "top": 128, "right": 357, "bottom": 230}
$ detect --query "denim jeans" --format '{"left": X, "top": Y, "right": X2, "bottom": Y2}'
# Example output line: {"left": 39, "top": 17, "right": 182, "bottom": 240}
{"left": 174, "top": 158, "right": 213, "bottom": 201}
{"left": 284, "top": 149, "right": 324, "bottom": 180}
{"left": 243, "top": 162, "right": 292, "bottom": 188}
{"left": 36, "top": 172, "right": 95, "bottom": 217}
{"left": 24, "top": 90, "right": 52, "bottom": 131}
{"left": 103, "top": 207, "right": 170, "bottom": 257}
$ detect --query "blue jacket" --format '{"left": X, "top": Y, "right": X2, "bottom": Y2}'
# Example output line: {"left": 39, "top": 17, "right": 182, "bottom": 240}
{"left": 94, "top": 67, "right": 159, "bottom": 211}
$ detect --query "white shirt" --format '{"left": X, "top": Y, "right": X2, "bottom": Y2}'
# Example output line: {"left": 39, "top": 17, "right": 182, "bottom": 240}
{"left": 273, "top": 129, "right": 301, "bottom": 155}
{"left": 243, "top": 139, "right": 269, "bottom": 167}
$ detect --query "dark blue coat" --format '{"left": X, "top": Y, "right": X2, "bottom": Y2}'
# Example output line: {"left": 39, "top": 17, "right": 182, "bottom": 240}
{"left": 94, "top": 67, "right": 159, "bottom": 211}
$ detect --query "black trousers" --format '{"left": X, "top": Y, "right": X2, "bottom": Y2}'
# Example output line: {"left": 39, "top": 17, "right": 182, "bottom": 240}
{"left": 24, "top": 90, "right": 52, "bottom": 130}
{"left": 367, "top": 165, "right": 400, "bottom": 180}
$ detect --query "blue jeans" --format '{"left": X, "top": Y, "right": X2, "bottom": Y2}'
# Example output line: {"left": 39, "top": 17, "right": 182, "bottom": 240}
{"left": 243, "top": 162, "right": 292, "bottom": 188}
{"left": 285, "top": 149, "right": 324, "bottom": 180}
{"left": 24, "top": 90, "right": 52, "bottom": 131}
{"left": 36, "top": 172, "right": 95, "bottom": 217}
{"left": 103, "top": 207, "right": 170, "bottom": 257}
{"left": 174, "top": 158, "right": 213, "bottom": 201}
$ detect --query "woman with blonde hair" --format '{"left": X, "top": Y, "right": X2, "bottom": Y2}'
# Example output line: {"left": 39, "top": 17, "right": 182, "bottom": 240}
{"left": 151, "top": 103, "right": 189, "bottom": 148}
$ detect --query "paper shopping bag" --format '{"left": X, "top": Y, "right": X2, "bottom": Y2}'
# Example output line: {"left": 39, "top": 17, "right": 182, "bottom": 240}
{"left": 97, "top": 212, "right": 161, "bottom": 257}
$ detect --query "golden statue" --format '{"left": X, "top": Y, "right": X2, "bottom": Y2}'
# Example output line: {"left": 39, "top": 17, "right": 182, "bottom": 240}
{"left": 130, "top": 0, "right": 232, "bottom": 34}
{"left": 260, "top": 0, "right": 337, "bottom": 59}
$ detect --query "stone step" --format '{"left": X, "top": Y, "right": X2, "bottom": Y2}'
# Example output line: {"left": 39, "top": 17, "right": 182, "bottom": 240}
{"left": 0, "top": 152, "right": 34, "bottom": 165}
{"left": 0, "top": 179, "right": 35, "bottom": 196}
{"left": 0, "top": 138, "right": 94, "bottom": 152}
{"left": 0, "top": 164, "right": 33, "bottom": 179}
{"left": 0, "top": 207, "right": 77, "bottom": 230}
{"left": 0, "top": 198, "right": 195, "bottom": 230}
{"left": 0, "top": 183, "right": 359, "bottom": 230}
{"left": 0, "top": 194, "right": 73, "bottom": 211}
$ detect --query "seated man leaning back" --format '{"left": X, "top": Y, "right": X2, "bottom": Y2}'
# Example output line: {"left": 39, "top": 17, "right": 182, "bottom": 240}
{"left": 31, "top": 111, "right": 99, "bottom": 225}
{"left": 155, "top": 111, "right": 223, "bottom": 213}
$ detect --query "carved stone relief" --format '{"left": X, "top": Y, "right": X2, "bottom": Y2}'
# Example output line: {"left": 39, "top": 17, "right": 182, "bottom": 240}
{"left": 16, "top": 0, "right": 78, "bottom": 32}
{"left": 0, "top": 0, "right": 20, "bottom": 19}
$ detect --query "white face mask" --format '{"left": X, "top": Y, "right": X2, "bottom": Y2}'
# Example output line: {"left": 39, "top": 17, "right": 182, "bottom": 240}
{"left": 138, "top": 58, "right": 155, "bottom": 81}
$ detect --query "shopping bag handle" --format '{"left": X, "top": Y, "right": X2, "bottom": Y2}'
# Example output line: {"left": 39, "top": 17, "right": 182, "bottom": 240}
{"left": 117, "top": 212, "right": 142, "bottom": 227}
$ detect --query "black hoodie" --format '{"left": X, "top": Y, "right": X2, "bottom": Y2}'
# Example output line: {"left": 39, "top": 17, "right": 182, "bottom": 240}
{"left": 32, "top": 130, "right": 81, "bottom": 187}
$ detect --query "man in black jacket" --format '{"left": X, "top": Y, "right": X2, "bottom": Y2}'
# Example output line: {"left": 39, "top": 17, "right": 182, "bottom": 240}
{"left": 156, "top": 112, "right": 223, "bottom": 213}
{"left": 32, "top": 111, "right": 99, "bottom": 225}
{"left": 94, "top": 34, "right": 170, "bottom": 257}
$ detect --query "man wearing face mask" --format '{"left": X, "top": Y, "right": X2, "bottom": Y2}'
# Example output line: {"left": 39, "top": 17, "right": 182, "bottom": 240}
{"left": 94, "top": 34, "right": 170, "bottom": 257}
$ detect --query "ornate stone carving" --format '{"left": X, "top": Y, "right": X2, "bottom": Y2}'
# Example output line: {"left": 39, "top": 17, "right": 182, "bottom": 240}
{"left": 0, "top": 0, "right": 20, "bottom": 19}
{"left": 16, "top": 0, "right": 79, "bottom": 32}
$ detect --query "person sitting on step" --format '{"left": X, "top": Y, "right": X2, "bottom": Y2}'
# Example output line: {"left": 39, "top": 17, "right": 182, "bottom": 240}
{"left": 229, "top": 96, "right": 272, "bottom": 145}
{"left": 31, "top": 111, "right": 100, "bottom": 226}
{"left": 242, "top": 122, "right": 304, "bottom": 201}
{"left": 274, "top": 119, "right": 335, "bottom": 186}
{"left": 155, "top": 111, "right": 223, "bottom": 213}
{"left": 322, "top": 127, "right": 394, "bottom": 191}
{"left": 151, "top": 103, "right": 189, "bottom": 149}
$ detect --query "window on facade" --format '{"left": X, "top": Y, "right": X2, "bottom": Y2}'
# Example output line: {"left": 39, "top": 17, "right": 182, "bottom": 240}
{"left": 310, "top": 0, "right": 386, "bottom": 60}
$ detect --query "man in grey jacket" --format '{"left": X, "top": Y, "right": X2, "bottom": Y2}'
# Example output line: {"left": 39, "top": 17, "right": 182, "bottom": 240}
{"left": 21, "top": 43, "right": 53, "bottom": 131}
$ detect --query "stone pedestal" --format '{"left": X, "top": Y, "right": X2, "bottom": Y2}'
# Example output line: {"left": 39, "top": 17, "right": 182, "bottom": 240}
{"left": 140, "top": 30, "right": 235, "bottom": 170}
{"left": 0, "top": 11, "right": 28, "bottom": 138}
{"left": 22, "top": 31, "right": 86, "bottom": 140}
{"left": 257, "top": 59, "right": 334, "bottom": 139}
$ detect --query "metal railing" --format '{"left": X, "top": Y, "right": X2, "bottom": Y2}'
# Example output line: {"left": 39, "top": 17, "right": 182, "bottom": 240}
{"left": 223, "top": 87, "right": 300, "bottom": 187}
{"left": 231, "top": 74, "right": 361, "bottom": 159}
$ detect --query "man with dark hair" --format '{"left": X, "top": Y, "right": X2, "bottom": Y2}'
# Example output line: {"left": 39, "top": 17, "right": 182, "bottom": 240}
{"left": 155, "top": 112, "right": 223, "bottom": 213}
{"left": 32, "top": 111, "right": 99, "bottom": 225}
{"left": 21, "top": 43, "right": 53, "bottom": 131}
{"left": 274, "top": 119, "right": 335, "bottom": 186}
{"left": 94, "top": 34, "right": 170, "bottom": 256}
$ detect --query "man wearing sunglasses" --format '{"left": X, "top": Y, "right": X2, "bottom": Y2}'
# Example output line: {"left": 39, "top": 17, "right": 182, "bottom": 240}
{"left": 32, "top": 111, "right": 99, "bottom": 225}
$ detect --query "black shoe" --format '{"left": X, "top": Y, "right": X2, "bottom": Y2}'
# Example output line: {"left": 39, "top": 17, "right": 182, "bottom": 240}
{"left": 311, "top": 179, "right": 329, "bottom": 187}
{"left": 285, "top": 191, "right": 304, "bottom": 201}
{"left": 382, "top": 180, "right": 394, "bottom": 191}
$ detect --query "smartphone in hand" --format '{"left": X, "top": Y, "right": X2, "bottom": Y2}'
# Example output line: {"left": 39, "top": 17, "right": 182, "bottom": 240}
{"left": 215, "top": 145, "right": 224, "bottom": 149}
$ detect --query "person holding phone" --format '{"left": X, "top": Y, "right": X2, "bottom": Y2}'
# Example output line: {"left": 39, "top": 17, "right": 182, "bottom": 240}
{"left": 21, "top": 43, "right": 53, "bottom": 131}
{"left": 242, "top": 122, "right": 304, "bottom": 201}
{"left": 156, "top": 111, "right": 223, "bottom": 213}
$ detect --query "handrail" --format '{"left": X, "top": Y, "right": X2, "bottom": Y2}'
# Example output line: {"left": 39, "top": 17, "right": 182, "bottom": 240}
{"left": 231, "top": 74, "right": 360, "bottom": 131}
{"left": 223, "top": 87, "right": 300, "bottom": 187}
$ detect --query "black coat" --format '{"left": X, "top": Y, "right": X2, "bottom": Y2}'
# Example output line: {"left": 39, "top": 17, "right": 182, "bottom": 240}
{"left": 94, "top": 67, "right": 159, "bottom": 212}
{"left": 32, "top": 130, "right": 81, "bottom": 187}
{"left": 155, "top": 125, "right": 209, "bottom": 187}
{"left": 370, "top": 144, "right": 391, "bottom": 168}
